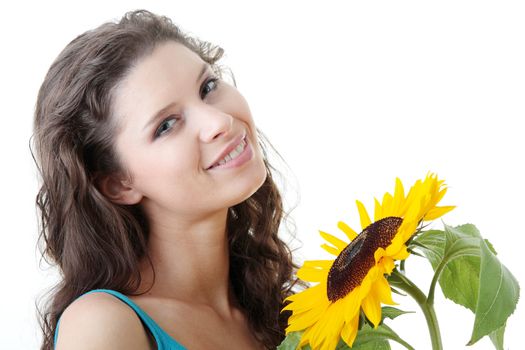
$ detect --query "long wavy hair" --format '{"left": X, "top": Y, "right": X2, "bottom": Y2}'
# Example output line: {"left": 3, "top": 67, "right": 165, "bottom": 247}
{"left": 32, "top": 9, "right": 304, "bottom": 350}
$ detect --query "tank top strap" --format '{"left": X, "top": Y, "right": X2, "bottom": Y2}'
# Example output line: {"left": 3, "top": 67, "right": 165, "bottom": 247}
{"left": 53, "top": 288, "right": 187, "bottom": 350}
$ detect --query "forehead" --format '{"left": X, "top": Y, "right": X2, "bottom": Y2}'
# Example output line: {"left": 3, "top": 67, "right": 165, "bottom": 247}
{"left": 112, "top": 41, "right": 205, "bottom": 131}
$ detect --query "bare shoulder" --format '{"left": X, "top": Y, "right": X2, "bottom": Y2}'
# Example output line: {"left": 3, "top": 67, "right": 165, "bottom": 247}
{"left": 55, "top": 291, "right": 154, "bottom": 350}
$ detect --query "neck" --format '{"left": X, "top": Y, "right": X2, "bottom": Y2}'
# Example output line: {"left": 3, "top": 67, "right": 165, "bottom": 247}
{"left": 136, "top": 207, "right": 236, "bottom": 315}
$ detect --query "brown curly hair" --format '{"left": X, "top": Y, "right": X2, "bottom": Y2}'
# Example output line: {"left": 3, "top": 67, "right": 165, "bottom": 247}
{"left": 32, "top": 9, "right": 304, "bottom": 350}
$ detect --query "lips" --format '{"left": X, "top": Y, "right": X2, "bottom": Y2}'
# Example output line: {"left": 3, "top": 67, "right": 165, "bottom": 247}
{"left": 206, "top": 133, "right": 246, "bottom": 170}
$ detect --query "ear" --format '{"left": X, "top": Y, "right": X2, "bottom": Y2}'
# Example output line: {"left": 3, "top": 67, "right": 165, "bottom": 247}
{"left": 96, "top": 174, "right": 143, "bottom": 205}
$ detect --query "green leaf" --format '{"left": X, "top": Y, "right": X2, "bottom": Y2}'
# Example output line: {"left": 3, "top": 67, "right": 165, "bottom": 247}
{"left": 415, "top": 224, "right": 483, "bottom": 309}
{"left": 334, "top": 324, "right": 392, "bottom": 350}
{"left": 414, "top": 224, "right": 520, "bottom": 348}
{"left": 350, "top": 323, "right": 413, "bottom": 350}
{"left": 428, "top": 225, "right": 482, "bottom": 306}
{"left": 488, "top": 323, "right": 506, "bottom": 350}
{"left": 468, "top": 240, "right": 520, "bottom": 345}
{"left": 389, "top": 286, "right": 406, "bottom": 296}
{"left": 411, "top": 229, "right": 445, "bottom": 266}
{"left": 336, "top": 336, "right": 390, "bottom": 350}
{"left": 381, "top": 306, "right": 414, "bottom": 321}
{"left": 277, "top": 332, "right": 311, "bottom": 350}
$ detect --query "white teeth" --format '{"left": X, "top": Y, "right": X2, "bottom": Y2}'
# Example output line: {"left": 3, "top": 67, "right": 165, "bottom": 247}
{"left": 214, "top": 139, "right": 246, "bottom": 167}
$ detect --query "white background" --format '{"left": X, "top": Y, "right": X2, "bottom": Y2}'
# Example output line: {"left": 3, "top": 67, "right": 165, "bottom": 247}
{"left": 1, "top": 1, "right": 523, "bottom": 349}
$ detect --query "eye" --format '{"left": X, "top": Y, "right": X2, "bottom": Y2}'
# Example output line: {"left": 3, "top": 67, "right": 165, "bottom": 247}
{"left": 200, "top": 76, "right": 219, "bottom": 99}
{"left": 154, "top": 117, "right": 178, "bottom": 138}
{"left": 153, "top": 76, "right": 220, "bottom": 140}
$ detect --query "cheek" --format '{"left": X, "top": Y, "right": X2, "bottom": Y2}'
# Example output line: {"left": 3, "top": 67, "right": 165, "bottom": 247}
{"left": 128, "top": 148, "right": 196, "bottom": 191}
{"left": 150, "top": 154, "right": 192, "bottom": 180}
{"left": 222, "top": 85, "right": 254, "bottom": 124}
{"left": 237, "top": 97, "right": 255, "bottom": 125}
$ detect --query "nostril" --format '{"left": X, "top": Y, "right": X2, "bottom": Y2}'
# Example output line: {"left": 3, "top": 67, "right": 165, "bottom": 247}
{"left": 213, "top": 132, "right": 224, "bottom": 140}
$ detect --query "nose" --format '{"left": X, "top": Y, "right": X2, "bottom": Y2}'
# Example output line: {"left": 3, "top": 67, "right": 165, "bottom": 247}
{"left": 188, "top": 105, "right": 234, "bottom": 142}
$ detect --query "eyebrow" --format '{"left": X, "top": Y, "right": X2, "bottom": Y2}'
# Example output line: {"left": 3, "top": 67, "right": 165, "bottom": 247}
{"left": 143, "top": 63, "right": 210, "bottom": 132}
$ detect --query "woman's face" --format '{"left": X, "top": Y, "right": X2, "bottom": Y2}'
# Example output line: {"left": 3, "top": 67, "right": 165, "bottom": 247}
{"left": 111, "top": 41, "right": 267, "bottom": 221}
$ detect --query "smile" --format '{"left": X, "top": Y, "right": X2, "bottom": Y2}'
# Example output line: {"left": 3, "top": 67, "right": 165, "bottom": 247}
{"left": 207, "top": 136, "right": 252, "bottom": 170}
{"left": 211, "top": 138, "right": 246, "bottom": 167}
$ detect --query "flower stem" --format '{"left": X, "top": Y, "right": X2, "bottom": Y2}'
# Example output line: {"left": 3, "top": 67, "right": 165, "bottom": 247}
{"left": 390, "top": 269, "right": 443, "bottom": 350}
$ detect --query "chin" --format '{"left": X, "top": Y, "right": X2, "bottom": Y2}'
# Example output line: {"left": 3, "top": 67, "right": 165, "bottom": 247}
{"left": 230, "top": 164, "right": 268, "bottom": 207}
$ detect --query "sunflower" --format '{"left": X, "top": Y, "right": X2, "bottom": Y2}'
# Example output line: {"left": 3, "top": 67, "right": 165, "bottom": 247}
{"left": 282, "top": 173, "right": 455, "bottom": 350}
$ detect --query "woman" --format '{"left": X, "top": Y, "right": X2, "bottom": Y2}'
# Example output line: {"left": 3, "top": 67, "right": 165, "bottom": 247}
{"left": 33, "top": 9, "right": 302, "bottom": 350}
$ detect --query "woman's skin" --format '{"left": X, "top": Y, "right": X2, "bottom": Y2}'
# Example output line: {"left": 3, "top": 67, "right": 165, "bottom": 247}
{"left": 56, "top": 41, "right": 268, "bottom": 350}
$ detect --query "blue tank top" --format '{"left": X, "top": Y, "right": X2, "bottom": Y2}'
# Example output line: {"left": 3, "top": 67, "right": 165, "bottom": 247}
{"left": 53, "top": 289, "right": 187, "bottom": 350}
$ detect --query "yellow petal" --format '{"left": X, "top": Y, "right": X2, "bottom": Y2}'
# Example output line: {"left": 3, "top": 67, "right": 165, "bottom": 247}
{"left": 337, "top": 221, "right": 358, "bottom": 241}
{"left": 399, "top": 189, "right": 414, "bottom": 217}
{"left": 392, "top": 177, "right": 405, "bottom": 215}
{"left": 385, "top": 234, "right": 405, "bottom": 256}
{"left": 435, "top": 186, "right": 448, "bottom": 204}
{"left": 374, "top": 197, "right": 383, "bottom": 221}
{"left": 343, "top": 289, "right": 361, "bottom": 322}
{"left": 404, "top": 200, "right": 421, "bottom": 224}
{"left": 361, "top": 289, "right": 382, "bottom": 327}
{"left": 374, "top": 247, "right": 387, "bottom": 263}
{"left": 303, "top": 317, "right": 325, "bottom": 350}
{"left": 323, "top": 334, "right": 340, "bottom": 350}
{"left": 298, "top": 325, "right": 316, "bottom": 349}
{"left": 320, "top": 302, "right": 346, "bottom": 349}
{"left": 303, "top": 260, "right": 333, "bottom": 269}
{"left": 375, "top": 276, "right": 396, "bottom": 305}
{"left": 284, "top": 282, "right": 326, "bottom": 304}
{"left": 390, "top": 245, "right": 410, "bottom": 261}
{"left": 319, "top": 230, "right": 348, "bottom": 251}
{"left": 396, "top": 220, "right": 418, "bottom": 242}
{"left": 424, "top": 205, "right": 456, "bottom": 221}
{"left": 380, "top": 256, "right": 396, "bottom": 274}
{"left": 341, "top": 314, "right": 359, "bottom": 348}
{"left": 358, "top": 267, "right": 379, "bottom": 299}
{"left": 381, "top": 192, "right": 394, "bottom": 215}
{"left": 286, "top": 302, "right": 328, "bottom": 332}
{"left": 356, "top": 200, "right": 372, "bottom": 229}
{"left": 309, "top": 304, "right": 342, "bottom": 350}
{"left": 297, "top": 266, "right": 328, "bottom": 283}
{"left": 310, "top": 309, "right": 333, "bottom": 343}
{"left": 320, "top": 243, "right": 339, "bottom": 256}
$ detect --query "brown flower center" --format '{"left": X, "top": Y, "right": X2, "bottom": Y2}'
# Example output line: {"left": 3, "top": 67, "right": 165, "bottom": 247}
{"left": 327, "top": 216, "right": 403, "bottom": 302}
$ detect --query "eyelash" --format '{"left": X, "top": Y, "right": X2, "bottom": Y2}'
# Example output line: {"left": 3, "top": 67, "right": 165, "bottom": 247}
{"left": 153, "top": 76, "right": 220, "bottom": 138}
